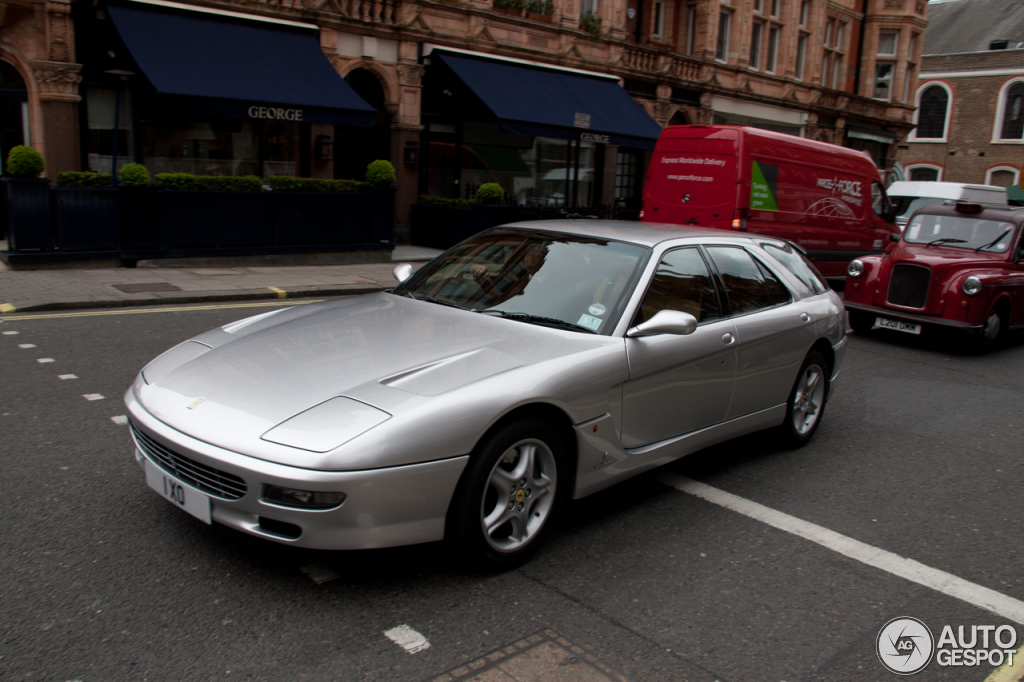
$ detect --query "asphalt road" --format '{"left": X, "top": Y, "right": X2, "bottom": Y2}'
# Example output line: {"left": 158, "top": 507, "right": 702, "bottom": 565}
{"left": 1, "top": 299, "right": 1022, "bottom": 682}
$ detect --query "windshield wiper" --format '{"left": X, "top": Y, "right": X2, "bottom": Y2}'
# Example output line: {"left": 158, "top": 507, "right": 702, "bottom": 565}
{"left": 407, "top": 293, "right": 470, "bottom": 311}
{"left": 926, "top": 237, "right": 967, "bottom": 247}
{"left": 479, "top": 310, "right": 597, "bottom": 334}
{"left": 975, "top": 229, "right": 1012, "bottom": 252}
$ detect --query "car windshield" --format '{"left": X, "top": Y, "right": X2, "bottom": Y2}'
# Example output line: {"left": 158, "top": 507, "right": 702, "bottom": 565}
{"left": 904, "top": 214, "right": 1018, "bottom": 253}
{"left": 892, "top": 197, "right": 945, "bottom": 222}
{"left": 393, "top": 229, "right": 650, "bottom": 334}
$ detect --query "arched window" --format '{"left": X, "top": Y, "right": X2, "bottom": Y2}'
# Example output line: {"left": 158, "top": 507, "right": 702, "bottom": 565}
{"left": 907, "top": 165, "right": 941, "bottom": 181}
{"left": 914, "top": 84, "right": 949, "bottom": 140}
{"left": 985, "top": 166, "right": 1020, "bottom": 188}
{"left": 994, "top": 79, "right": 1024, "bottom": 141}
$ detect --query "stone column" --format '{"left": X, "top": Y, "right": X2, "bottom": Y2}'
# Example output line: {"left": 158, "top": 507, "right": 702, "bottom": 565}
{"left": 33, "top": 0, "right": 81, "bottom": 177}
{"left": 392, "top": 60, "right": 425, "bottom": 234}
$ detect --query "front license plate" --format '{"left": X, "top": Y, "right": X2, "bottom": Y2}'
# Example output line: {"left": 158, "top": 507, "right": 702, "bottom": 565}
{"left": 144, "top": 459, "right": 212, "bottom": 524}
{"left": 873, "top": 316, "right": 922, "bottom": 335}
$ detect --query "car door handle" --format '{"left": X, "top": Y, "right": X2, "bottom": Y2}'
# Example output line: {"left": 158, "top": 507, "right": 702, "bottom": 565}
{"left": 800, "top": 313, "right": 812, "bottom": 323}
{"left": 722, "top": 332, "right": 735, "bottom": 345}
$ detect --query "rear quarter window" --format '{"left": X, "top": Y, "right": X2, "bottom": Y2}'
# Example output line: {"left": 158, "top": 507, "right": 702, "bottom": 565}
{"left": 761, "top": 243, "right": 829, "bottom": 295}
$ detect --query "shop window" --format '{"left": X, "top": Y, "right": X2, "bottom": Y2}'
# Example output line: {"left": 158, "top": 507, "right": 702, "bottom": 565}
{"left": 0, "top": 61, "right": 27, "bottom": 173}
{"left": 985, "top": 167, "right": 1020, "bottom": 187}
{"left": 994, "top": 80, "right": 1024, "bottom": 141}
{"left": 615, "top": 151, "right": 641, "bottom": 204}
{"left": 912, "top": 84, "right": 950, "bottom": 140}
{"left": 873, "top": 63, "right": 894, "bottom": 101}
{"left": 716, "top": 10, "right": 731, "bottom": 62}
{"left": 908, "top": 165, "right": 941, "bottom": 181}
{"left": 85, "top": 88, "right": 134, "bottom": 174}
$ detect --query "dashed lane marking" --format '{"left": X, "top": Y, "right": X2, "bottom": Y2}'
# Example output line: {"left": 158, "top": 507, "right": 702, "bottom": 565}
{"left": 267, "top": 286, "right": 287, "bottom": 298}
{"left": 83, "top": 394, "right": 105, "bottom": 401}
{"left": 110, "top": 416, "right": 128, "bottom": 425}
{"left": 659, "top": 474, "right": 1024, "bottom": 625}
{"left": 383, "top": 624, "right": 431, "bottom": 654}
{"left": 58, "top": 374, "right": 78, "bottom": 380}
{"left": 2, "top": 330, "right": 18, "bottom": 335}
{"left": 36, "top": 358, "right": 54, "bottom": 363}
{"left": 0, "top": 300, "right": 321, "bottom": 321}
{"left": 18, "top": 343, "right": 36, "bottom": 348}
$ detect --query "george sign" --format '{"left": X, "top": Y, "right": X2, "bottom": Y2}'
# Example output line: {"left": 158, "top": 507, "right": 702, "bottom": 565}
{"left": 573, "top": 112, "right": 591, "bottom": 129}
{"left": 248, "top": 106, "right": 304, "bottom": 121}
{"left": 580, "top": 132, "right": 610, "bottom": 144}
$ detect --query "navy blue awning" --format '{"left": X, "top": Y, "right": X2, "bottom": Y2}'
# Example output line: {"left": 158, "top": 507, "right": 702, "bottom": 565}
{"left": 107, "top": 4, "right": 376, "bottom": 126}
{"left": 431, "top": 51, "right": 662, "bottom": 149}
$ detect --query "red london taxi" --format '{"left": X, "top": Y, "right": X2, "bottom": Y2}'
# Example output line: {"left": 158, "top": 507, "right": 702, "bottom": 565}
{"left": 843, "top": 201, "right": 1024, "bottom": 352}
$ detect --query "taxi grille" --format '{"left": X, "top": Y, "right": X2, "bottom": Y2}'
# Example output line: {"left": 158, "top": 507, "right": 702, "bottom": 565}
{"left": 131, "top": 422, "right": 247, "bottom": 500}
{"left": 887, "top": 264, "right": 931, "bottom": 309}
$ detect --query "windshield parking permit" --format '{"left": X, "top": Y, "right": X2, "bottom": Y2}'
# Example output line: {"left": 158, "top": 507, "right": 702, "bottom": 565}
{"left": 577, "top": 314, "right": 602, "bottom": 331}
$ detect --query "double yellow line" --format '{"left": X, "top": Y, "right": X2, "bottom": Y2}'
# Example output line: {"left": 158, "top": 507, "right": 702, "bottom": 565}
{"left": 0, "top": 299, "right": 320, "bottom": 321}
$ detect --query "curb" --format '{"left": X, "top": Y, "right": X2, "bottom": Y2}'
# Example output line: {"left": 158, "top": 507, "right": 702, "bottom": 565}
{"left": 0, "top": 284, "right": 386, "bottom": 314}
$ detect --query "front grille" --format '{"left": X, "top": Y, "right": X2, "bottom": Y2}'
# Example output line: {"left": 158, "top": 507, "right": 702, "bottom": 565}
{"left": 887, "top": 264, "right": 931, "bottom": 309}
{"left": 131, "top": 422, "right": 247, "bottom": 500}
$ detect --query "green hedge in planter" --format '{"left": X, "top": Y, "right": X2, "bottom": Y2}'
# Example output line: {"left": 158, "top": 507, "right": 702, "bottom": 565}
{"left": 56, "top": 171, "right": 114, "bottom": 188}
{"left": 267, "top": 176, "right": 369, "bottom": 192}
{"left": 155, "top": 173, "right": 262, "bottom": 191}
{"left": 6, "top": 145, "right": 45, "bottom": 178}
{"left": 119, "top": 163, "right": 150, "bottom": 186}
{"left": 477, "top": 183, "right": 505, "bottom": 204}
{"left": 418, "top": 194, "right": 472, "bottom": 209}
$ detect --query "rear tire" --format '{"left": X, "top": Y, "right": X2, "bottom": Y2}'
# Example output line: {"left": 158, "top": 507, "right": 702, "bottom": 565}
{"left": 446, "top": 419, "right": 566, "bottom": 570}
{"left": 779, "top": 351, "right": 830, "bottom": 448}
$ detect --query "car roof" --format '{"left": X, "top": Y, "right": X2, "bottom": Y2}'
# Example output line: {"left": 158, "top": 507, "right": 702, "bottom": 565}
{"left": 497, "top": 220, "right": 764, "bottom": 248}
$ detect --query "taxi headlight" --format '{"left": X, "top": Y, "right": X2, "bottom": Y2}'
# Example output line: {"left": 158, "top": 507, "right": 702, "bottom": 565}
{"left": 847, "top": 259, "right": 865, "bottom": 277}
{"left": 962, "top": 276, "right": 982, "bottom": 296}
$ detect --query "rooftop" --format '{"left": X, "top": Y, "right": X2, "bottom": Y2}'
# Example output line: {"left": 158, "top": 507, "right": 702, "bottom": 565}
{"left": 924, "top": 0, "right": 1024, "bottom": 54}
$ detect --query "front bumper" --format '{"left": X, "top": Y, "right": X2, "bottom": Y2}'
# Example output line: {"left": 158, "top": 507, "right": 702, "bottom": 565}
{"left": 126, "top": 390, "right": 468, "bottom": 550}
{"left": 844, "top": 302, "right": 985, "bottom": 335}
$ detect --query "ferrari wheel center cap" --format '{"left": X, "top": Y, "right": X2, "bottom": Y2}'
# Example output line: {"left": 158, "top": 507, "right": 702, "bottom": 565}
{"left": 515, "top": 489, "right": 526, "bottom": 503}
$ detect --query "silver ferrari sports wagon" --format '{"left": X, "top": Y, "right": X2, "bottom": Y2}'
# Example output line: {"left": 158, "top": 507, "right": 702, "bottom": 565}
{"left": 126, "top": 221, "right": 847, "bottom": 568}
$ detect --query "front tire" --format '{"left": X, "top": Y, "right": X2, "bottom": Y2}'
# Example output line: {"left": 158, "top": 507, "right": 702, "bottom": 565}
{"left": 780, "top": 351, "right": 830, "bottom": 448}
{"left": 446, "top": 419, "right": 566, "bottom": 570}
{"left": 962, "top": 308, "right": 1005, "bottom": 355}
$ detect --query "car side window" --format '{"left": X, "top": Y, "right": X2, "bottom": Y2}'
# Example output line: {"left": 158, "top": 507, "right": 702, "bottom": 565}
{"left": 637, "top": 247, "right": 722, "bottom": 324}
{"left": 706, "top": 246, "right": 775, "bottom": 315}
{"left": 755, "top": 258, "right": 791, "bottom": 305}
{"left": 762, "top": 243, "right": 829, "bottom": 294}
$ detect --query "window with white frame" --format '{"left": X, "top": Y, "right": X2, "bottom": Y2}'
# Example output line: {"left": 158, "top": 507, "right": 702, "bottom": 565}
{"left": 652, "top": 0, "right": 666, "bottom": 39}
{"left": 796, "top": 34, "right": 808, "bottom": 80}
{"left": 716, "top": 9, "right": 731, "bottom": 62}
{"left": 748, "top": 0, "right": 782, "bottom": 73}
{"left": 903, "top": 33, "right": 919, "bottom": 103}
{"left": 580, "top": 0, "right": 596, "bottom": 17}
{"left": 873, "top": 30, "right": 898, "bottom": 101}
{"left": 766, "top": 24, "right": 780, "bottom": 73}
{"left": 821, "top": 17, "right": 846, "bottom": 89}
{"left": 750, "top": 19, "right": 764, "bottom": 70}
{"left": 686, "top": 5, "right": 697, "bottom": 54}
{"left": 907, "top": 164, "right": 942, "bottom": 181}
{"left": 877, "top": 30, "right": 899, "bottom": 57}
{"left": 799, "top": 0, "right": 809, "bottom": 26}
{"left": 985, "top": 166, "right": 1020, "bottom": 188}
{"left": 994, "top": 79, "right": 1024, "bottom": 141}
{"left": 911, "top": 83, "right": 951, "bottom": 141}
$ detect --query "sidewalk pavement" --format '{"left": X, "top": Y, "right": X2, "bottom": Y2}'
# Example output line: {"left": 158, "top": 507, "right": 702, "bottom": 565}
{"left": 0, "top": 244, "right": 443, "bottom": 314}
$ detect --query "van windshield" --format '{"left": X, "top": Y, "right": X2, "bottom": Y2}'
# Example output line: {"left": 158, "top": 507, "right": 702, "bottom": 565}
{"left": 904, "top": 215, "right": 1017, "bottom": 253}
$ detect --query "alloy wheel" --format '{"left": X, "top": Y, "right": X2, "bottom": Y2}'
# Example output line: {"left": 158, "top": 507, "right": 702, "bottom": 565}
{"left": 792, "top": 364, "right": 826, "bottom": 436}
{"left": 480, "top": 438, "right": 557, "bottom": 553}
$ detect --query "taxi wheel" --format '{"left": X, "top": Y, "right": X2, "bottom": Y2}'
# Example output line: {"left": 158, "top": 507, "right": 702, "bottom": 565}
{"left": 780, "top": 351, "right": 830, "bottom": 448}
{"left": 848, "top": 311, "right": 874, "bottom": 336}
{"left": 446, "top": 419, "right": 566, "bottom": 571}
{"left": 964, "top": 308, "right": 1005, "bottom": 355}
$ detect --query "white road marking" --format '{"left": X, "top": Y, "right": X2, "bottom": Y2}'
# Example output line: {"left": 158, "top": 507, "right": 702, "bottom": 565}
{"left": 83, "top": 394, "right": 105, "bottom": 401}
{"left": 383, "top": 624, "right": 431, "bottom": 654}
{"left": 18, "top": 343, "right": 36, "bottom": 348}
{"left": 36, "top": 358, "right": 54, "bottom": 363}
{"left": 2, "top": 330, "right": 18, "bottom": 335}
{"left": 110, "top": 416, "right": 128, "bottom": 425}
{"left": 58, "top": 374, "right": 78, "bottom": 380}
{"left": 659, "top": 474, "right": 1024, "bottom": 625}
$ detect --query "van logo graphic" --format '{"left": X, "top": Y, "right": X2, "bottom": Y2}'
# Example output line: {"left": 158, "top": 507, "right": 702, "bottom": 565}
{"left": 751, "top": 161, "right": 779, "bottom": 211}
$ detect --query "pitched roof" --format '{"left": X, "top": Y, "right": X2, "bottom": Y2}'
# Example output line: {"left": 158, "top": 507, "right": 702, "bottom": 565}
{"left": 924, "top": 0, "right": 1024, "bottom": 54}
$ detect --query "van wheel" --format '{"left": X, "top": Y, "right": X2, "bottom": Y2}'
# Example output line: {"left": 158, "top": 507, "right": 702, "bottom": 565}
{"left": 848, "top": 311, "right": 873, "bottom": 336}
{"left": 780, "top": 351, "right": 830, "bottom": 448}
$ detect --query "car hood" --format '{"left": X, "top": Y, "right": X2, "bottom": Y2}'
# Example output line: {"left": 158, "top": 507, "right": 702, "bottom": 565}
{"left": 891, "top": 243, "right": 1010, "bottom": 269}
{"left": 133, "top": 293, "right": 610, "bottom": 460}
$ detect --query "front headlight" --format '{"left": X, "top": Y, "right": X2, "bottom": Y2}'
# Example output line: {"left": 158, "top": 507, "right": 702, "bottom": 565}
{"left": 847, "top": 259, "right": 865, "bottom": 277}
{"left": 962, "top": 276, "right": 982, "bottom": 296}
{"left": 263, "top": 485, "right": 346, "bottom": 510}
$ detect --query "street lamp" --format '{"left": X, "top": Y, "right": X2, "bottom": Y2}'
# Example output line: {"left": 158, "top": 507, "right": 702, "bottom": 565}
{"left": 103, "top": 69, "right": 135, "bottom": 183}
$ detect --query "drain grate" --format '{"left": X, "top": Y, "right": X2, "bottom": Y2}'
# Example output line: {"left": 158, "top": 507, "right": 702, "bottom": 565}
{"left": 112, "top": 283, "right": 182, "bottom": 293}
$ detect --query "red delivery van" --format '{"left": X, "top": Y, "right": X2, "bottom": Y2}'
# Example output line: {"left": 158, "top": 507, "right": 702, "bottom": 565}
{"left": 642, "top": 125, "right": 900, "bottom": 277}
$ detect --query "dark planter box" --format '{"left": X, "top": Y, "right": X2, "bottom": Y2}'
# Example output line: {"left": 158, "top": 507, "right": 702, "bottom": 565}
{"left": 54, "top": 188, "right": 120, "bottom": 251}
{"left": 272, "top": 191, "right": 372, "bottom": 246}
{"left": 410, "top": 203, "right": 512, "bottom": 249}
{"left": 3, "top": 178, "right": 52, "bottom": 253}
{"left": 159, "top": 191, "right": 270, "bottom": 249}
{"left": 370, "top": 187, "right": 396, "bottom": 244}
{"left": 120, "top": 185, "right": 160, "bottom": 250}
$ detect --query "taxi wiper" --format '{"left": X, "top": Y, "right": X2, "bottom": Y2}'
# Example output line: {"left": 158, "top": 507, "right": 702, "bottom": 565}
{"left": 975, "top": 229, "right": 1012, "bottom": 252}
{"left": 927, "top": 237, "right": 967, "bottom": 246}
{"left": 408, "top": 293, "right": 469, "bottom": 311}
{"left": 480, "top": 310, "right": 596, "bottom": 334}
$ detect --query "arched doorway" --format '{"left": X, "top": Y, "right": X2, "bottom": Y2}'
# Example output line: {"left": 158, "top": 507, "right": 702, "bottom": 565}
{"left": 335, "top": 68, "right": 391, "bottom": 181}
{"left": 0, "top": 61, "right": 28, "bottom": 175}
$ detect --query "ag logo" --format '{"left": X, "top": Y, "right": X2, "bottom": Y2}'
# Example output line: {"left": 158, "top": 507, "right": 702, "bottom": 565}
{"left": 877, "top": 617, "right": 934, "bottom": 675}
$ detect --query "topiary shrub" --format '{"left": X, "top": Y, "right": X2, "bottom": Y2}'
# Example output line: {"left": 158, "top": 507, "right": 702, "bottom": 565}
{"left": 418, "top": 194, "right": 472, "bottom": 209}
{"left": 56, "top": 171, "right": 113, "bottom": 188}
{"left": 119, "top": 163, "right": 150, "bottom": 186}
{"left": 6, "top": 145, "right": 45, "bottom": 179}
{"left": 476, "top": 183, "right": 505, "bottom": 204}
{"left": 155, "top": 173, "right": 261, "bottom": 191}
{"left": 366, "top": 160, "right": 396, "bottom": 186}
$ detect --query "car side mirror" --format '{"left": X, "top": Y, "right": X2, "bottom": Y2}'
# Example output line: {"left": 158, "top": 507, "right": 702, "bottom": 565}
{"left": 626, "top": 310, "right": 698, "bottom": 338}
{"left": 392, "top": 263, "right": 413, "bottom": 283}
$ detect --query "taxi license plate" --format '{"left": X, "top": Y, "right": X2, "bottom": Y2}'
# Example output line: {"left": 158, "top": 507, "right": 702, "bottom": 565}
{"left": 144, "top": 458, "right": 212, "bottom": 524}
{"left": 873, "top": 316, "right": 922, "bottom": 335}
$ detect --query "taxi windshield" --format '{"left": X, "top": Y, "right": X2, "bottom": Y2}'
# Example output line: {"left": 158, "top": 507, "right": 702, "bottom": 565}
{"left": 393, "top": 229, "right": 649, "bottom": 335}
{"left": 904, "top": 214, "right": 1018, "bottom": 253}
